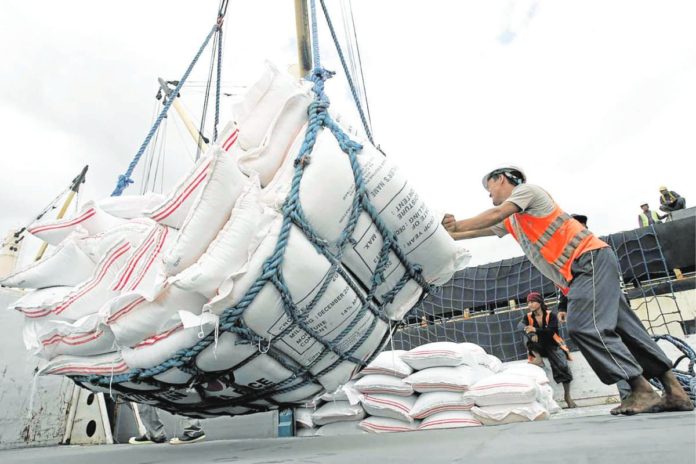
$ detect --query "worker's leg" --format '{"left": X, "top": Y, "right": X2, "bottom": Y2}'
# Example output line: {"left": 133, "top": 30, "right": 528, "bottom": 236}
{"left": 182, "top": 419, "right": 204, "bottom": 437}
{"left": 137, "top": 404, "right": 167, "bottom": 441}
{"left": 545, "top": 346, "right": 576, "bottom": 408}
{"left": 566, "top": 248, "right": 661, "bottom": 415}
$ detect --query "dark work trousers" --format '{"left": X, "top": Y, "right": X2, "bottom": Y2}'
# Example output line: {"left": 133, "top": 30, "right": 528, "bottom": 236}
{"left": 527, "top": 341, "right": 573, "bottom": 384}
{"left": 565, "top": 247, "right": 672, "bottom": 385}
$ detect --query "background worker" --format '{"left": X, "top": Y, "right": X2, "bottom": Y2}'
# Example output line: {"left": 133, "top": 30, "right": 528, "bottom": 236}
{"left": 638, "top": 203, "right": 664, "bottom": 228}
{"left": 442, "top": 165, "right": 693, "bottom": 415}
{"left": 522, "top": 292, "right": 577, "bottom": 408}
{"left": 128, "top": 403, "right": 206, "bottom": 445}
{"left": 658, "top": 186, "right": 686, "bottom": 214}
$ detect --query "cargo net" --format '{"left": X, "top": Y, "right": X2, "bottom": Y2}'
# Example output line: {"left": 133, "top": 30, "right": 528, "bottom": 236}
{"left": 394, "top": 225, "right": 693, "bottom": 364}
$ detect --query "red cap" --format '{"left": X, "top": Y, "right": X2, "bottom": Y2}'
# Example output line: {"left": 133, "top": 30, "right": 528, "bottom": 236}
{"left": 526, "top": 292, "right": 543, "bottom": 304}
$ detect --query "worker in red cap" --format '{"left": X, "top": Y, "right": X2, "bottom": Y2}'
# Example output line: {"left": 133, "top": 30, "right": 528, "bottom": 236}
{"left": 522, "top": 292, "right": 576, "bottom": 408}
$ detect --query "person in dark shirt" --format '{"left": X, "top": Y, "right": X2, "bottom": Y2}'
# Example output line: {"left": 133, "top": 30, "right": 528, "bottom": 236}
{"left": 658, "top": 186, "right": 686, "bottom": 213}
{"left": 521, "top": 292, "right": 577, "bottom": 408}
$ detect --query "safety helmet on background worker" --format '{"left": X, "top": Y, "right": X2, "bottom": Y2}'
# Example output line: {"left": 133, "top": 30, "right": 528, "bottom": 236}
{"left": 481, "top": 165, "right": 526, "bottom": 189}
{"left": 659, "top": 186, "right": 668, "bottom": 191}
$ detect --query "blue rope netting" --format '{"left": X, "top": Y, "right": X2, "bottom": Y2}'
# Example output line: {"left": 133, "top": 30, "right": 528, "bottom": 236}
{"left": 77, "top": 0, "right": 437, "bottom": 413}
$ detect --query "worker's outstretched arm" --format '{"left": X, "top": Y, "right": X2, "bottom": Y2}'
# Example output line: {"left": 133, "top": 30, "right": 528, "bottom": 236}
{"left": 444, "top": 202, "right": 520, "bottom": 240}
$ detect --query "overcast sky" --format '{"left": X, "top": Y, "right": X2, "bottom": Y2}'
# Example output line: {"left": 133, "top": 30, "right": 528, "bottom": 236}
{"left": 1, "top": 0, "right": 695, "bottom": 266}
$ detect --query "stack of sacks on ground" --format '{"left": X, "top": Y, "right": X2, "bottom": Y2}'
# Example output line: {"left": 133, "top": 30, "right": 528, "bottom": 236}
{"left": 310, "top": 381, "right": 368, "bottom": 437}
{"left": 0, "top": 62, "right": 470, "bottom": 416}
{"left": 353, "top": 350, "right": 420, "bottom": 433}
{"left": 465, "top": 360, "right": 559, "bottom": 425}
{"left": 401, "top": 342, "right": 497, "bottom": 431}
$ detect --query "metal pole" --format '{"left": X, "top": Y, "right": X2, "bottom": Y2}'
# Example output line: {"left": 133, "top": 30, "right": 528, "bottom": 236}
{"left": 34, "top": 165, "right": 89, "bottom": 261}
{"left": 158, "top": 78, "right": 209, "bottom": 152}
{"left": 294, "top": 0, "right": 312, "bottom": 77}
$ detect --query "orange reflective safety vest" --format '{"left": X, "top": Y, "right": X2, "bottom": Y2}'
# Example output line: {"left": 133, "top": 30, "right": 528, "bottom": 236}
{"left": 527, "top": 312, "right": 572, "bottom": 360}
{"left": 504, "top": 204, "right": 607, "bottom": 294}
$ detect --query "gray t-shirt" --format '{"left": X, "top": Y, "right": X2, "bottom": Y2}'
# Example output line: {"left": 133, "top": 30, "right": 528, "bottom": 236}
{"left": 490, "top": 184, "right": 556, "bottom": 237}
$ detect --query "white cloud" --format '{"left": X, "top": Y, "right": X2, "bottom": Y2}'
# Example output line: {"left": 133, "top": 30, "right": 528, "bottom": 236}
{"left": 1, "top": 0, "right": 694, "bottom": 267}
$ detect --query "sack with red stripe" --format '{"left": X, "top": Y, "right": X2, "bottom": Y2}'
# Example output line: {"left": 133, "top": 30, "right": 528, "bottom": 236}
{"left": 28, "top": 203, "right": 127, "bottom": 246}
{"left": 401, "top": 342, "right": 478, "bottom": 370}
{"left": 359, "top": 416, "right": 419, "bottom": 433}
{"left": 24, "top": 313, "right": 115, "bottom": 360}
{"left": 232, "top": 61, "right": 313, "bottom": 187}
{"left": 121, "top": 319, "right": 215, "bottom": 371}
{"left": 161, "top": 141, "right": 250, "bottom": 276}
{"left": 403, "top": 365, "right": 486, "bottom": 393}
{"left": 106, "top": 285, "right": 208, "bottom": 347}
{"left": 418, "top": 410, "right": 482, "bottom": 430}
{"left": 360, "top": 393, "right": 417, "bottom": 422}
{"left": 1, "top": 231, "right": 95, "bottom": 288}
{"left": 168, "top": 181, "right": 265, "bottom": 298}
{"left": 99, "top": 192, "right": 166, "bottom": 221}
{"left": 464, "top": 373, "right": 540, "bottom": 406}
{"left": 12, "top": 240, "right": 133, "bottom": 321}
{"left": 204, "top": 216, "right": 389, "bottom": 393}
{"left": 194, "top": 331, "right": 322, "bottom": 404}
{"left": 409, "top": 391, "right": 475, "bottom": 420}
{"left": 39, "top": 351, "right": 128, "bottom": 377}
{"left": 354, "top": 374, "right": 414, "bottom": 397}
{"left": 471, "top": 401, "right": 549, "bottom": 425}
{"left": 354, "top": 350, "right": 413, "bottom": 379}
{"left": 319, "top": 380, "right": 356, "bottom": 402}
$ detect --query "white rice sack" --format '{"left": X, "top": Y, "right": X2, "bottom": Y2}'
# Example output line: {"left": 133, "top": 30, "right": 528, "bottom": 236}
{"left": 409, "top": 391, "right": 475, "bottom": 419}
{"left": 39, "top": 352, "right": 128, "bottom": 376}
{"left": 537, "top": 384, "right": 561, "bottom": 414}
{"left": 261, "top": 128, "right": 470, "bottom": 320}
{"left": 162, "top": 143, "right": 250, "bottom": 276}
{"left": 24, "top": 313, "right": 115, "bottom": 360}
{"left": 232, "top": 61, "right": 313, "bottom": 187}
{"left": 194, "top": 332, "right": 323, "bottom": 404}
{"left": 502, "top": 361, "right": 550, "bottom": 385}
{"left": 319, "top": 380, "right": 356, "bottom": 402}
{"left": 296, "top": 427, "right": 317, "bottom": 437}
{"left": 480, "top": 354, "right": 503, "bottom": 373}
{"left": 76, "top": 220, "right": 155, "bottom": 263}
{"left": 465, "top": 373, "right": 539, "bottom": 406}
{"left": 357, "top": 350, "right": 412, "bottom": 378}
{"left": 28, "top": 203, "right": 127, "bottom": 246}
{"left": 418, "top": 410, "right": 482, "bottom": 430}
{"left": 111, "top": 224, "right": 174, "bottom": 299}
{"left": 403, "top": 365, "right": 479, "bottom": 393}
{"left": 1, "top": 232, "right": 95, "bottom": 288}
{"left": 311, "top": 401, "right": 365, "bottom": 426}
{"left": 121, "top": 321, "right": 215, "bottom": 370}
{"left": 401, "top": 342, "right": 475, "bottom": 370}
{"left": 294, "top": 407, "right": 315, "bottom": 428}
{"left": 354, "top": 374, "right": 414, "bottom": 397}
{"left": 315, "top": 421, "right": 367, "bottom": 436}
{"left": 106, "top": 286, "right": 208, "bottom": 347}
{"left": 143, "top": 153, "right": 214, "bottom": 228}
{"left": 99, "top": 192, "right": 167, "bottom": 220}
{"left": 360, "top": 417, "right": 419, "bottom": 433}
{"left": 361, "top": 394, "right": 417, "bottom": 422}
{"left": 12, "top": 240, "right": 133, "bottom": 321}
{"left": 207, "top": 218, "right": 388, "bottom": 393}
{"left": 169, "top": 181, "right": 264, "bottom": 298}
{"left": 471, "top": 402, "right": 549, "bottom": 426}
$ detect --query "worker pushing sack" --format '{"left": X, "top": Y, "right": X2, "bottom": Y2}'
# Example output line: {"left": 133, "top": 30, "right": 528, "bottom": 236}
{"left": 442, "top": 165, "right": 693, "bottom": 416}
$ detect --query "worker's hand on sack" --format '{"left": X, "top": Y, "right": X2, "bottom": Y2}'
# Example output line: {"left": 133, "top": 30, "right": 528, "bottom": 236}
{"left": 558, "top": 311, "right": 567, "bottom": 323}
{"left": 524, "top": 326, "right": 536, "bottom": 334}
{"left": 442, "top": 213, "right": 457, "bottom": 232}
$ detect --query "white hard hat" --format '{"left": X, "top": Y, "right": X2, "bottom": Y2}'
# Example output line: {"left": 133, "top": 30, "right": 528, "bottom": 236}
{"left": 481, "top": 165, "right": 526, "bottom": 189}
